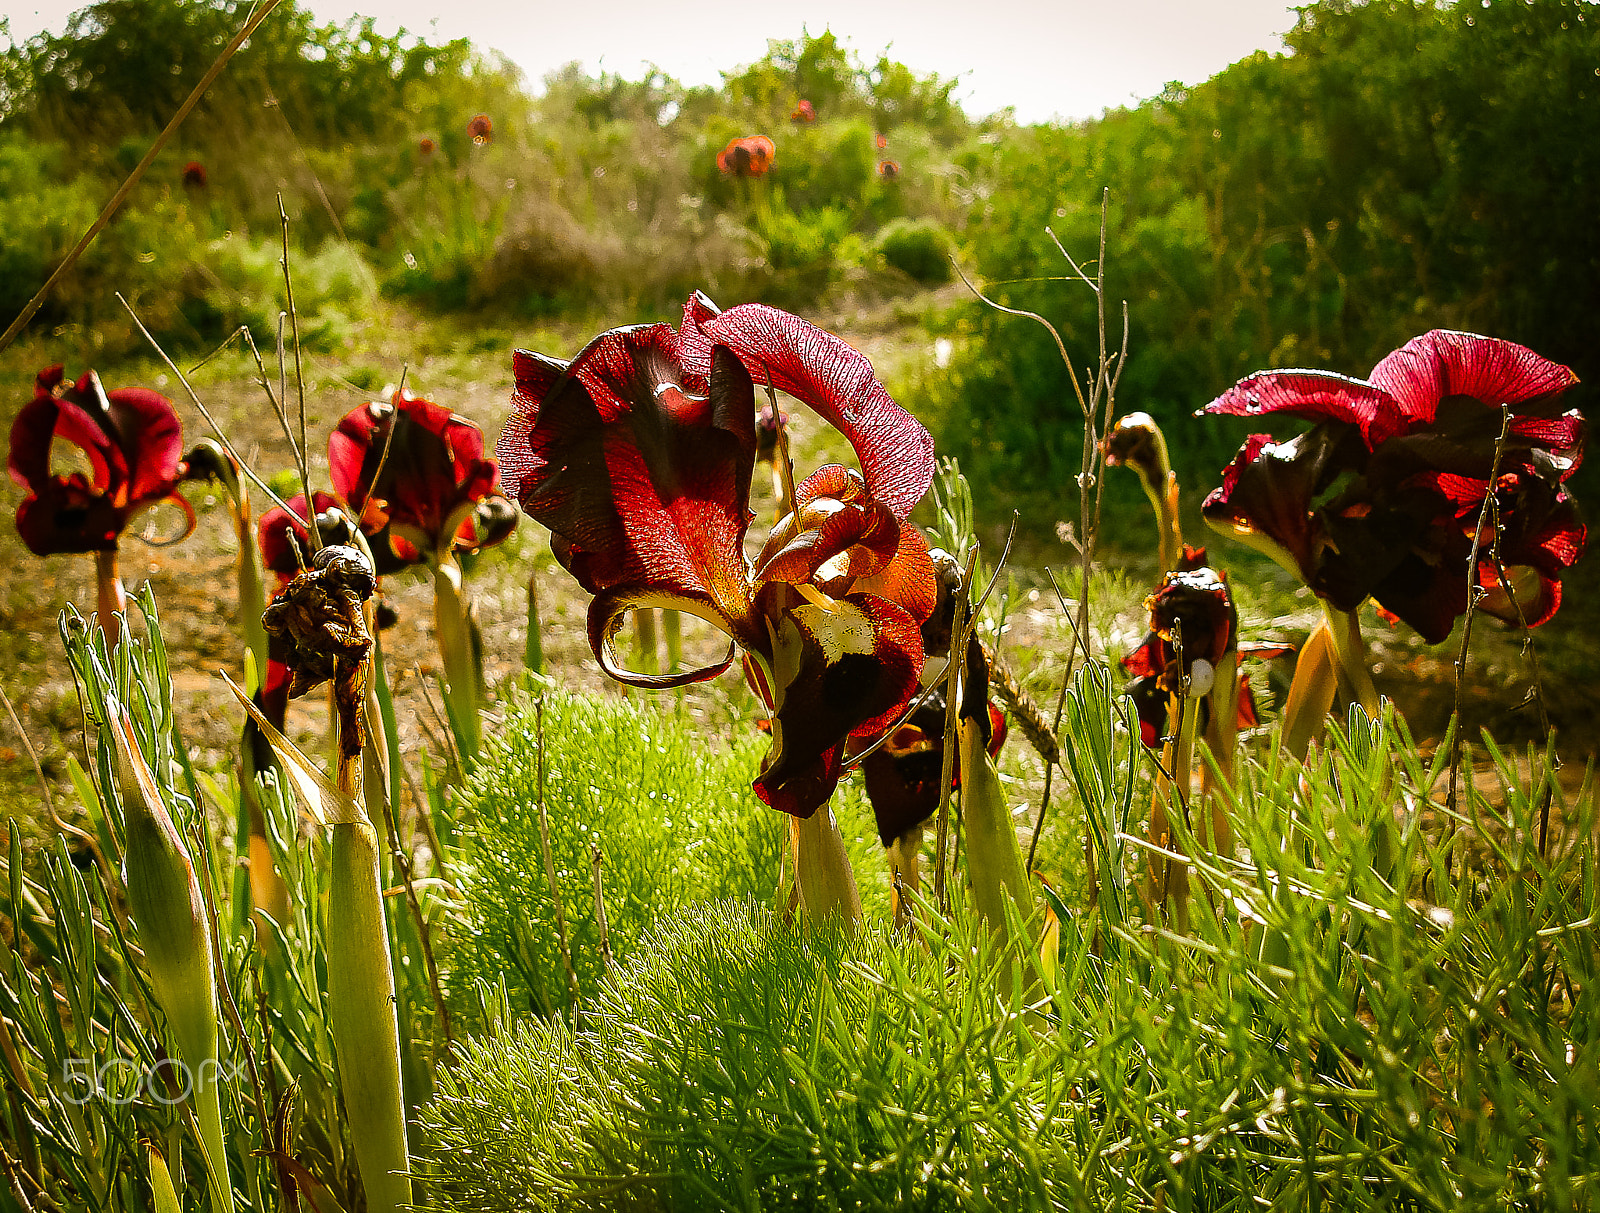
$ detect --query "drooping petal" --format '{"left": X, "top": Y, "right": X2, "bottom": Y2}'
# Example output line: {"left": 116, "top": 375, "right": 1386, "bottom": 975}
{"left": 587, "top": 584, "right": 739, "bottom": 689}
{"left": 752, "top": 583, "right": 925, "bottom": 818}
{"left": 700, "top": 304, "right": 936, "bottom": 520}
{"left": 103, "top": 385, "right": 186, "bottom": 506}
{"left": 1202, "top": 432, "right": 1334, "bottom": 585}
{"left": 504, "top": 325, "right": 761, "bottom": 646}
{"left": 329, "top": 392, "right": 500, "bottom": 552}
{"left": 1201, "top": 369, "right": 1405, "bottom": 450}
{"left": 1368, "top": 330, "right": 1578, "bottom": 428}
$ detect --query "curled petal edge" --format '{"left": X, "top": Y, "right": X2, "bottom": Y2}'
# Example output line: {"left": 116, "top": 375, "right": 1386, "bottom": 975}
{"left": 589, "top": 587, "right": 737, "bottom": 689}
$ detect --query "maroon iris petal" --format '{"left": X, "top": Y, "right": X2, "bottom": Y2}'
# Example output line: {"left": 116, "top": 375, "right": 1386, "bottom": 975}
{"left": 258, "top": 492, "right": 343, "bottom": 582}
{"left": 329, "top": 391, "right": 505, "bottom": 558}
{"left": 505, "top": 325, "right": 758, "bottom": 642}
{"left": 1368, "top": 330, "right": 1579, "bottom": 427}
{"left": 9, "top": 367, "right": 187, "bottom": 556}
{"left": 1202, "top": 369, "right": 1405, "bottom": 450}
{"left": 696, "top": 304, "right": 936, "bottom": 521}
{"left": 752, "top": 586, "right": 925, "bottom": 818}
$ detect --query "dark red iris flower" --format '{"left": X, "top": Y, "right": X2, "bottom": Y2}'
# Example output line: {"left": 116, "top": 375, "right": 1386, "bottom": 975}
{"left": 790, "top": 99, "right": 816, "bottom": 124}
{"left": 877, "top": 160, "right": 901, "bottom": 181}
{"left": 257, "top": 491, "right": 364, "bottom": 584}
{"left": 1122, "top": 564, "right": 1257, "bottom": 748}
{"left": 717, "top": 136, "right": 775, "bottom": 178}
{"left": 498, "top": 291, "right": 939, "bottom": 818}
{"left": 1201, "top": 330, "right": 1586, "bottom": 643}
{"left": 467, "top": 114, "right": 493, "bottom": 144}
{"left": 329, "top": 390, "right": 517, "bottom": 569}
{"left": 861, "top": 683, "right": 1007, "bottom": 847}
{"left": 9, "top": 366, "right": 193, "bottom": 556}
{"left": 182, "top": 161, "right": 208, "bottom": 189}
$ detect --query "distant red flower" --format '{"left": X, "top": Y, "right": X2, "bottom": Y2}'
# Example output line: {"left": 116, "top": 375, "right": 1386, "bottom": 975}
{"left": 875, "top": 132, "right": 888, "bottom": 150}
{"left": 790, "top": 99, "right": 816, "bottom": 124}
{"left": 1202, "top": 330, "right": 1586, "bottom": 642}
{"left": 755, "top": 401, "right": 789, "bottom": 466}
{"left": 717, "top": 135, "right": 775, "bottom": 178}
{"left": 9, "top": 366, "right": 193, "bottom": 556}
{"left": 257, "top": 491, "right": 362, "bottom": 585}
{"left": 419, "top": 137, "right": 437, "bottom": 158}
{"left": 499, "top": 291, "right": 938, "bottom": 818}
{"left": 467, "top": 114, "right": 493, "bottom": 144}
{"left": 328, "top": 390, "right": 516, "bottom": 568}
{"left": 181, "top": 161, "right": 207, "bottom": 189}
{"left": 877, "top": 160, "right": 901, "bottom": 181}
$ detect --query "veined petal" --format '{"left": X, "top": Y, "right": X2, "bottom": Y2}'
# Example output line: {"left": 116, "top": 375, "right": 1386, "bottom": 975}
{"left": 103, "top": 384, "right": 185, "bottom": 507}
{"left": 1201, "top": 369, "right": 1405, "bottom": 449}
{"left": 1368, "top": 330, "right": 1578, "bottom": 427}
{"left": 506, "top": 326, "right": 760, "bottom": 640}
{"left": 329, "top": 392, "right": 500, "bottom": 548}
{"left": 752, "top": 584, "right": 925, "bottom": 818}
{"left": 701, "top": 304, "right": 935, "bottom": 520}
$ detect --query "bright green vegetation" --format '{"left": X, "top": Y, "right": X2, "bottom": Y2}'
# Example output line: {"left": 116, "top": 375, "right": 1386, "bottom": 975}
{"left": 448, "top": 684, "right": 788, "bottom": 1015}
{"left": 0, "top": 2, "right": 981, "bottom": 360}
{"left": 424, "top": 695, "right": 1600, "bottom": 1211}
{"left": 913, "top": 0, "right": 1599, "bottom": 515}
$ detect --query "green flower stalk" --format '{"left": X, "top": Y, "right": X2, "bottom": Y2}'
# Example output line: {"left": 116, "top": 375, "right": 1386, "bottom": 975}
{"left": 112, "top": 705, "right": 233, "bottom": 1213}
{"left": 179, "top": 439, "right": 269, "bottom": 681}
{"left": 259, "top": 545, "right": 411, "bottom": 1213}
{"left": 959, "top": 708, "right": 1034, "bottom": 934}
{"left": 1102, "top": 412, "right": 1182, "bottom": 573}
{"left": 790, "top": 809, "right": 862, "bottom": 925}
{"left": 1280, "top": 620, "right": 1339, "bottom": 760}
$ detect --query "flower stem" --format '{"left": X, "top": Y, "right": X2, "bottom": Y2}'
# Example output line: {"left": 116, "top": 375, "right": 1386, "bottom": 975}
{"left": 1199, "top": 652, "right": 1239, "bottom": 856}
{"left": 1146, "top": 691, "right": 1201, "bottom": 917}
{"left": 959, "top": 713, "right": 1036, "bottom": 934}
{"left": 1324, "top": 603, "right": 1380, "bottom": 717}
{"left": 790, "top": 808, "right": 862, "bottom": 927}
{"left": 1281, "top": 620, "right": 1338, "bottom": 759}
{"left": 432, "top": 556, "right": 480, "bottom": 760}
{"left": 328, "top": 657, "right": 412, "bottom": 1213}
{"left": 95, "top": 549, "right": 125, "bottom": 649}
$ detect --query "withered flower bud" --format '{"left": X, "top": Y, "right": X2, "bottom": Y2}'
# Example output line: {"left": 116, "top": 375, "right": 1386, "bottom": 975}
{"left": 1101, "top": 412, "right": 1172, "bottom": 492}
{"left": 261, "top": 544, "right": 375, "bottom": 700}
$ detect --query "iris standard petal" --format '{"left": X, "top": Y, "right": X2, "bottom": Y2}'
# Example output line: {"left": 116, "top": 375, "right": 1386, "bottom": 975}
{"left": 700, "top": 304, "right": 936, "bottom": 520}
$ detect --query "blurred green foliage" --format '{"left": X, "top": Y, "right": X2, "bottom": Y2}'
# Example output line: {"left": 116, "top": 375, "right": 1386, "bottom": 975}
{"left": 0, "top": 3, "right": 983, "bottom": 354}
{"left": 917, "top": 0, "right": 1600, "bottom": 519}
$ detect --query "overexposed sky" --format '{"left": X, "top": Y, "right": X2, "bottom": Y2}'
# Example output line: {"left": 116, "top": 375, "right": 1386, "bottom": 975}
{"left": 2, "top": 0, "right": 1299, "bottom": 124}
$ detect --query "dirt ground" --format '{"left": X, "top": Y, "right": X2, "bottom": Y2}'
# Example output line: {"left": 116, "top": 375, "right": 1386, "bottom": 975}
{"left": 3, "top": 303, "right": 1597, "bottom": 841}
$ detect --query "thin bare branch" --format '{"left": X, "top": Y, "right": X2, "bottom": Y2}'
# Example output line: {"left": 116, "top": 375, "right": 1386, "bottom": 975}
{"left": 116, "top": 294, "right": 310, "bottom": 529}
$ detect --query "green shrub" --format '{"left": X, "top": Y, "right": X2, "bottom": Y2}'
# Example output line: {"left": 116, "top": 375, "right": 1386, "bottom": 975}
{"left": 424, "top": 696, "right": 1600, "bottom": 1211}
{"left": 875, "top": 217, "right": 955, "bottom": 283}
{"left": 446, "top": 682, "right": 788, "bottom": 1018}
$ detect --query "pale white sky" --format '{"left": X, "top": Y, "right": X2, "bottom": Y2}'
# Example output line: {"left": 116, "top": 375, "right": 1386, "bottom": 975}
{"left": 2, "top": 0, "right": 1300, "bottom": 124}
